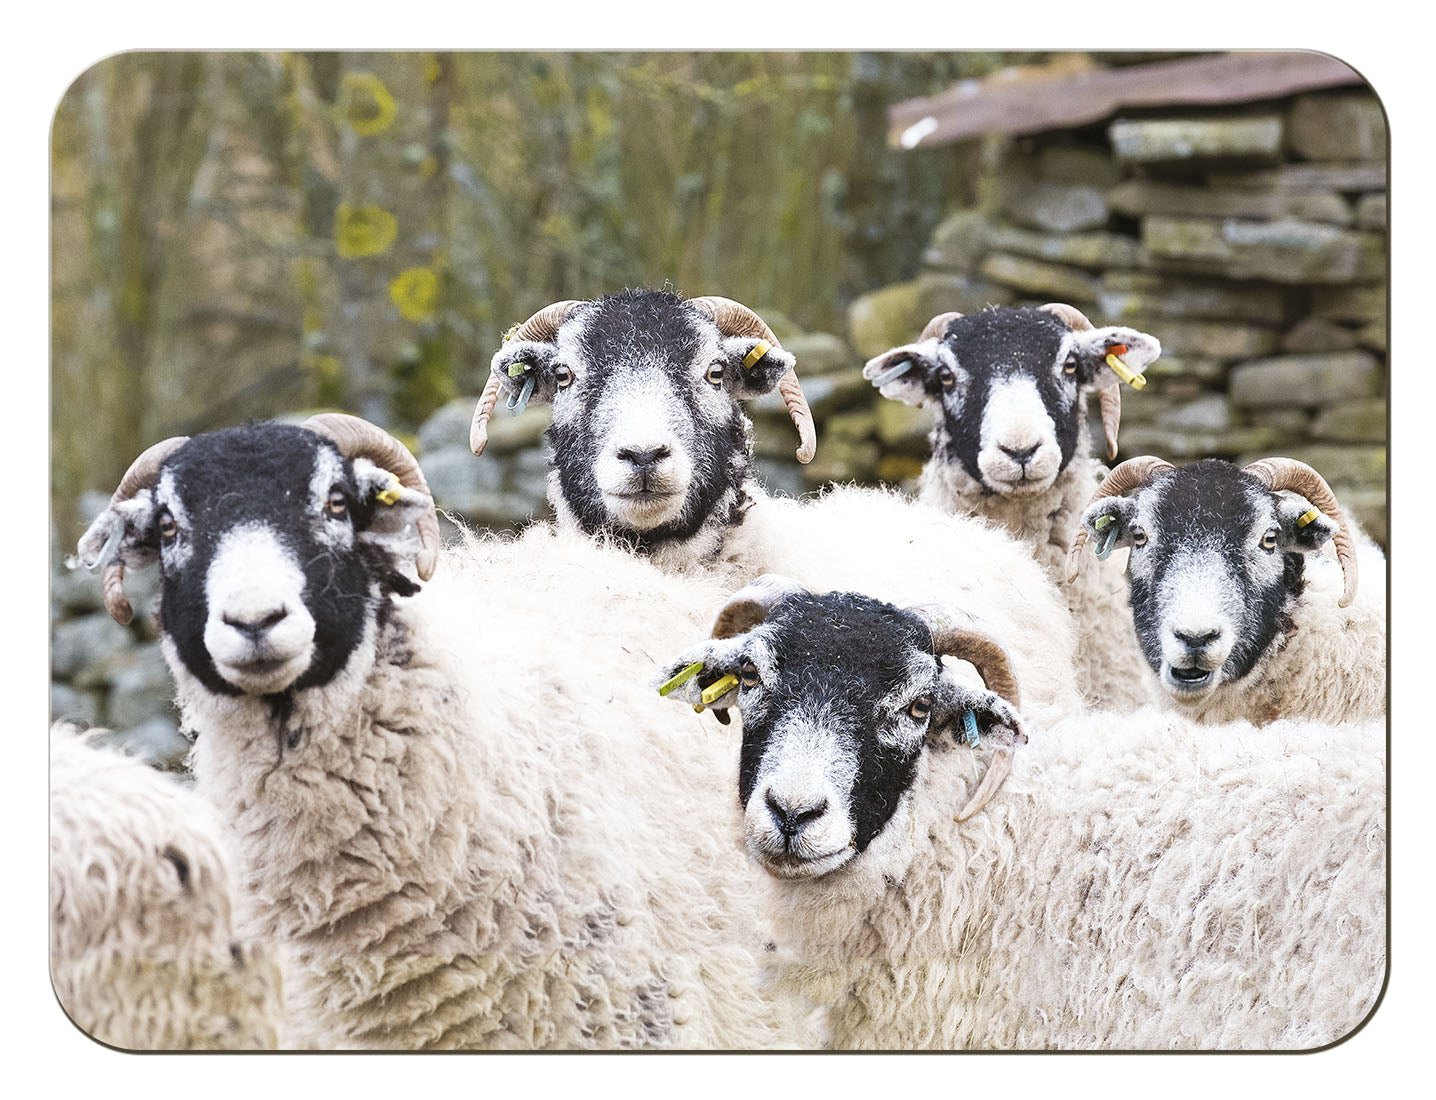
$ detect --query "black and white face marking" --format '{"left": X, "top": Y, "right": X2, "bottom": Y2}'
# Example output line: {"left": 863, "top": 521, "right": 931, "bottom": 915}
{"left": 490, "top": 290, "right": 793, "bottom": 551}
{"left": 1080, "top": 460, "right": 1339, "bottom": 703}
{"left": 80, "top": 424, "right": 428, "bottom": 699}
{"left": 863, "top": 307, "right": 1159, "bottom": 495}
{"left": 654, "top": 591, "right": 1023, "bottom": 880}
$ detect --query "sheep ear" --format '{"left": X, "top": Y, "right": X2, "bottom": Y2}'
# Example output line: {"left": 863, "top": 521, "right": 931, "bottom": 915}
{"left": 862, "top": 341, "right": 944, "bottom": 406}
{"left": 1081, "top": 496, "right": 1141, "bottom": 550}
{"left": 352, "top": 458, "right": 436, "bottom": 568}
{"left": 719, "top": 336, "right": 795, "bottom": 400}
{"left": 1067, "top": 325, "right": 1161, "bottom": 387}
{"left": 490, "top": 341, "right": 562, "bottom": 407}
{"left": 929, "top": 678, "right": 1029, "bottom": 751}
{"left": 652, "top": 637, "right": 749, "bottom": 707}
{"left": 1274, "top": 492, "right": 1338, "bottom": 552}
{"left": 74, "top": 492, "right": 162, "bottom": 574}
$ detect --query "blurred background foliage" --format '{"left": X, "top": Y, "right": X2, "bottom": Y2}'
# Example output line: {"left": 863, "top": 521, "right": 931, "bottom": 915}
{"left": 51, "top": 50, "right": 1040, "bottom": 526}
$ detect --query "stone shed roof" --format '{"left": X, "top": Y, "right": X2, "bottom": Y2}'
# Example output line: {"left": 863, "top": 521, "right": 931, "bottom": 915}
{"left": 889, "top": 52, "right": 1368, "bottom": 150}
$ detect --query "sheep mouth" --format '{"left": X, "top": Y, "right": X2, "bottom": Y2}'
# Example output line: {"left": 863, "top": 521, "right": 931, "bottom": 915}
{"left": 1163, "top": 663, "right": 1217, "bottom": 695}
{"left": 215, "top": 651, "right": 311, "bottom": 695}
{"left": 753, "top": 846, "right": 854, "bottom": 881}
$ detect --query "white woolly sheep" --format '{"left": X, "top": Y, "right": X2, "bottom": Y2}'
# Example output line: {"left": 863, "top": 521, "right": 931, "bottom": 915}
{"left": 654, "top": 579, "right": 1385, "bottom": 1050}
{"left": 74, "top": 414, "right": 808, "bottom": 1050}
{"left": 1068, "top": 455, "right": 1386, "bottom": 726}
{"left": 862, "top": 303, "right": 1164, "bottom": 712}
{"left": 50, "top": 724, "right": 284, "bottom": 1050}
{"left": 472, "top": 290, "right": 1083, "bottom": 722}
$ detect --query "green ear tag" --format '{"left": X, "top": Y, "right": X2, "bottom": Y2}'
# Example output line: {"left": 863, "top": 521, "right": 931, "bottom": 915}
{"left": 657, "top": 661, "right": 704, "bottom": 697}
{"left": 1095, "top": 514, "right": 1114, "bottom": 530}
{"left": 508, "top": 361, "right": 529, "bottom": 378}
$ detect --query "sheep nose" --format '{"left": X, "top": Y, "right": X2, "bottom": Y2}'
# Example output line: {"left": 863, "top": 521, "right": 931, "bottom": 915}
{"left": 222, "top": 607, "right": 289, "bottom": 640}
{"left": 1000, "top": 443, "right": 1040, "bottom": 465}
{"left": 1174, "top": 628, "right": 1221, "bottom": 652}
{"left": 765, "top": 792, "right": 828, "bottom": 838}
{"left": 617, "top": 445, "right": 671, "bottom": 472}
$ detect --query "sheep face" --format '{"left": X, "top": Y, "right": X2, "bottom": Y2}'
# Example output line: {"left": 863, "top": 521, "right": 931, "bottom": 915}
{"left": 76, "top": 424, "right": 432, "bottom": 698}
{"left": 1080, "top": 460, "right": 1340, "bottom": 704}
{"left": 490, "top": 290, "right": 793, "bottom": 549}
{"left": 864, "top": 307, "right": 1158, "bottom": 495}
{"left": 655, "top": 590, "right": 1024, "bottom": 880}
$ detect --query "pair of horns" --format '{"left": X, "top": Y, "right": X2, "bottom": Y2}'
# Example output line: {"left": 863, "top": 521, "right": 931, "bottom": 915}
{"left": 1065, "top": 456, "right": 1359, "bottom": 607}
{"left": 901, "top": 304, "right": 1123, "bottom": 462}
{"left": 89, "top": 414, "right": 439, "bottom": 625}
{"left": 469, "top": 296, "right": 817, "bottom": 464}
{"left": 709, "top": 575, "right": 1023, "bottom": 822}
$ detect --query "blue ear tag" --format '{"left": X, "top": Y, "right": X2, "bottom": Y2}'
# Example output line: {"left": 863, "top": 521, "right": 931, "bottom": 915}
{"left": 869, "top": 360, "right": 913, "bottom": 388}
{"left": 87, "top": 524, "right": 124, "bottom": 572}
{"left": 1094, "top": 523, "right": 1121, "bottom": 561}
{"left": 507, "top": 372, "right": 536, "bottom": 416}
{"left": 962, "top": 709, "right": 981, "bottom": 748}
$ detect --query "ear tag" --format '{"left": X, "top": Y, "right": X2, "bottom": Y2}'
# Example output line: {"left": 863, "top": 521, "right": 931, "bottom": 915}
{"left": 962, "top": 709, "right": 981, "bottom": 748}
{"left": 869, "top": 360, "right": 913, "bottom": 388}
{"left": 700, "top": 673, "right": 740, "bottom": 706}
{"left": 507, "top": 361, "right": 529, "bottom": 378}
{"left": 657, "top": 661, "right": 704, "bottom": 697}
{"left": 742, "top": 341, "right": 772, "bottom": 370}
{"left": 86, "top": 524, "right": 125, "bottom": 572}
{"left": 1104, "top": 345, "right": 1146, "bottom": 391}
{"left": 1094, "top": 522, "right": 1121, "bottom": 561}
{"left": 507, "top": 372, "right": 536, "bottom": 415}
{"left": 1296, "top": 507, "right": 1321, "bottom": 528}
{"left": 375, "top": 474, "right": 404, "bottom": 506}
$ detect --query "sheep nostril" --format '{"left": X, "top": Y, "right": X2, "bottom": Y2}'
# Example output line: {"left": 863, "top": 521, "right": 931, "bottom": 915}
{"left": 1174, "top": 628, "right": 1221, "bottom": 651}
{"left": 617, "top": 446, "right": 671, "bottom": 471}
{"left": 1000, "top": 443, "right": 1040, "bottom": 465}
{"left": 222, "top": 607, "right": 289, "bottom": 639}
{"left": 766, "top": 792, "right": 829, "bottom": 838}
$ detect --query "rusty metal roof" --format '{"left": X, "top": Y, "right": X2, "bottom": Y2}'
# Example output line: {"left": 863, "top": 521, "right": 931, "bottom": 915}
{"left": 888, "top": 52, "right": 1367, "bottom": 150}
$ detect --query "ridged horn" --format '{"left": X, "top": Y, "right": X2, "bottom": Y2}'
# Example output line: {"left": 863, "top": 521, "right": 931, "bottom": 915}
{"left": 470, "top": 300, "right": 583, "bottom": 457}
{"left": 1065, "top": 455, "right": 1175, "bottom": 584}
{"left": 1243, "top": 458, "right": 1359, "bottom": 608}
{"left": 710, "top": 574, "right": 808, "bottom": 639}
{"left": 688, "top": 296, "right": 816, "bottom": 465}
{"left": 922, "top": 616, "right": 1023, "bottom": 822}
{"left": 920, "top": 311, "right": 963, "bottom": 341}
{"left": 91, "top": 436, "right": 191, "bottom": 625}
{"left": 1041, "top": 302, "right": 1120, "bottom": 461}
{"left": 300, "top": 413, "right": 440, "bottom": 581}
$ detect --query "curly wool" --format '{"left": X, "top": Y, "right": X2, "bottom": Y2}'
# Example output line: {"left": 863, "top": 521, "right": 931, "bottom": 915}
{"left": 920, "top": 433, "right": 1155, "bottom": 713}
{"left": 180, "top": 524, "right": 808, "bottom": 1050}
{"left": 49, "top": 725, "right": 284, "bottom": 1050}
{"left": 759, "top": 709, "right": 1384, "bottom": 1049}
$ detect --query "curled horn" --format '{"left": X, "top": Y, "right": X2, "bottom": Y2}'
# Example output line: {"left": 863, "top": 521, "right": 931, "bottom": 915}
{"left": 470, "top": 300, "right": 583, "bottom": 457}
{"left": 1244, "top": 458, "right": 1359, "bottom": 608}
{"left": 1064, "top": 455, "right": 1175, "bottom": 584}
{"left": 920, "top": 311, "right": 963, "bottom": 341}
{"left": 301, "top": 413, "right": 441, "bottom": 581}
{"left": 920, "top": 614, "right": 1023, "bottom": 822}
{"left": 1040, "top": 302, "right": 1121, "bottom": 462}
{"left": 688, "top": 296, "right": 817, "bottom": 465}
{"left": 89, "top": 436, "right": 191, "bottom": 625}
{"left": 710, "top": 574, "right": 808, "bottom": 639}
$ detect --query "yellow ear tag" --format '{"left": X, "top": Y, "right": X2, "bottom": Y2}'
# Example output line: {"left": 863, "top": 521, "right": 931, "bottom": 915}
{"left": 1296, "top": 507, "right": 1321, "bottom": 528}
{"left": 375, "top": 475, "right": 403, "bottom": 506}
{"left": 657, "top": 661, "right": 704, "bottom": 697}
{"left": 1105, "top": 352, "right": 1147, "bottom": 391}
{"left": 742, "top": 341, "right": 772, "bottom": 370}
{"left": 508, "top": 361, "right": 530, "bottom": 378}
{"left": 700, "top": 673, "right": 740, "bottom": 705}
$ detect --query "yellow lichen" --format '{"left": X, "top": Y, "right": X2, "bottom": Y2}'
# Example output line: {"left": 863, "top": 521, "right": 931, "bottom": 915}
{"left": 338, "top": 72, "right": 397, "bottom": 137}
{"left": 389, "top": 267, "right": 439, "bottom": 322}
{"left": 334, "top": 203, "right": 398, "bottom": 258}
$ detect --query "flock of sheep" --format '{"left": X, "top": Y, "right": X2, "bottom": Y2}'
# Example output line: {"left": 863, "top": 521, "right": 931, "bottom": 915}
{"left": 51, "top": 291, "right": 1386, "bottom": 1050}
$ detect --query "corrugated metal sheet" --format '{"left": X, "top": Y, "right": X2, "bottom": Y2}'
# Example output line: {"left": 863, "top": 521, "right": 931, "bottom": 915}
{"left": 888, "top": 52, "right": 1366, "bottom": 150}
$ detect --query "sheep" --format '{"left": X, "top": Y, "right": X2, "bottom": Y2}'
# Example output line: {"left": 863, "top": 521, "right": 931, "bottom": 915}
{"left": 73, "top": 413, "right": 809, "bottom": 1050}
{"left": 653, "top": 577, "right": 1385, "bottom": 1050}
{"left": 1066, "top": 454, "right": 1387, "bottom": 726}
{"left": 862, "top": 303, "right": 1164, "bottom": 712}
{"left": 49, "top": 723, "right": 284, "bottom": 1049}
{"left": 470, "top": 289, "right": 1083, "bottom": 722}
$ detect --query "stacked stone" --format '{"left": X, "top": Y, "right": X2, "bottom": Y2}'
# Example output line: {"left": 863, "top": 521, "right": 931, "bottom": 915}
{"left": 844, "top": 89, "right": 1388, "bottom": 544}
{"left": 49, "top": 501, "right": 190, "bottom": 771}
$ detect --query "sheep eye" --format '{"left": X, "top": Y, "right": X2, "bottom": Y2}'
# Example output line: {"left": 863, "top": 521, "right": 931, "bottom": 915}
{"left": 908, "top": 695, "right": 932, "bottom": 721}
{"left": 705, "top": 362, "right": 725, "bottom": 387}
{"left": 1261, "top": 528, "right": 1279, "bottom": 551}
{"left": 325, "top": 488, "right": 348, "bottom": 518}
{"left": 156, "top": 509, "right": 178, "bottom": 541}
{"left": 554, "top": 365, "right": 574, "bottom": 389}
{"left": 1131, "top": 527, "right": 1148, "bottom": 547}
{"left": 739, "top": 660, "right": 760, "bottom": 688}
{"left": 938, "top": 367, "right": 955, "bottom": 388}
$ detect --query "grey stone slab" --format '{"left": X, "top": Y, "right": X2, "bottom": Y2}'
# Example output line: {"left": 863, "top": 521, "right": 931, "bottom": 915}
{"left": 1110, "top": 116, "right": 1284, "bottom": 165}
{"left": 1287, "top": 93, "right": 1386, "bottom": 162}
{"left": 1228, "top": 351, "right": 1381, "bottom": 409}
